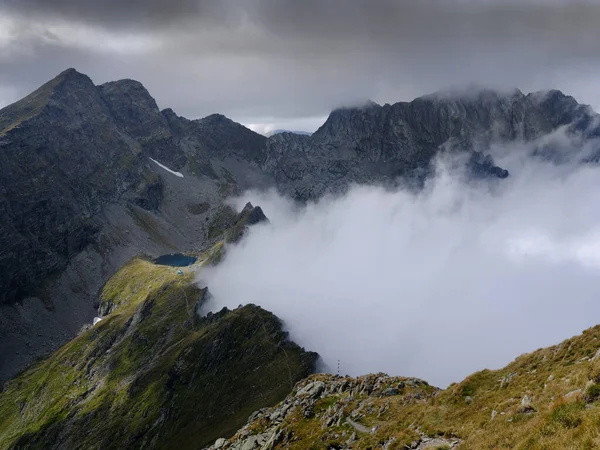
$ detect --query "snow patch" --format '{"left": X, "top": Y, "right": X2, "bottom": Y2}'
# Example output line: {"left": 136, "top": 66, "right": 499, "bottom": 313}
{"left": 149, "top": 158, "right": 184, "bottom": 178}
{"left": 93, "top": 317, "right": 103, "bottom": 326}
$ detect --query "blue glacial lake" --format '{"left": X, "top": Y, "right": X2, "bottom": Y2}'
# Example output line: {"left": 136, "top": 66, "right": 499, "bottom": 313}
{"left": 154, "top": 254, "right": 197, "bottom": 267}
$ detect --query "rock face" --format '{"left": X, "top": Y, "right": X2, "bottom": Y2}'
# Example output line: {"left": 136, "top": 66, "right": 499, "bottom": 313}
{"left": 262, "top": 90, "right": 595, "bottom": 200}
{"left": 0, "top": 69, "right": 144, "bottom": 306}
{"left": 1, "top": 68, "right": 600, "bottom": 383}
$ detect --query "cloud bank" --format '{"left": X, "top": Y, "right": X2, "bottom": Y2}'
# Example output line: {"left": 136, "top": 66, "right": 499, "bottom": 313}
{"left": 199, "top": 139, "right": 600, "bottom": 387}
{"left": 2, "top": 0, "right": 600, "bottom": 128}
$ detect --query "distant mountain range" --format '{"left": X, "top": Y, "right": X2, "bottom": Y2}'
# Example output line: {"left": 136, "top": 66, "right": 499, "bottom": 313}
{"left": 2, "top": 69, "right": 600, "bottom": 382}
{"left": 270, "top": 129, "right": 313, "bottom": 136}
{"left": 1, "top": 68, "right": 600, "bottom": 449}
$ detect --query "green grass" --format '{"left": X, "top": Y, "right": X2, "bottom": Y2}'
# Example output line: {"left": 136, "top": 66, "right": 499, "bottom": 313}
{"left": 549, "top": 401, "right": 584, "bottom": 429}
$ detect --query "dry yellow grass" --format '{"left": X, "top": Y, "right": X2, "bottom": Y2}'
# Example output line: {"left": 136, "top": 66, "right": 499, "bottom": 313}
{"left": 228, "top": 326, "right": 600, "bottom": 449}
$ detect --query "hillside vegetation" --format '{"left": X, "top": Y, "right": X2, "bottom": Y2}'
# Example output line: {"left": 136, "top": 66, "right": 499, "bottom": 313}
{"left": 0, "top": 209, "right": 316, "bottom": 450}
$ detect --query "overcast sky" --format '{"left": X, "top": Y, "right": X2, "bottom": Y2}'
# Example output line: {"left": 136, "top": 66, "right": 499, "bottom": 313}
{"left": 1, "top": 0, "right": 600, "bottom": 133}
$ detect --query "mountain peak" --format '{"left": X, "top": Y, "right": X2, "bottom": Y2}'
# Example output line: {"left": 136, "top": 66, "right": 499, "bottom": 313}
{"left": 331, "top": 99, "right": 381, "bottom": 113}
{"left": 50, "top": 68, "right": 95, "bottom": 92}
{"left": 199, "top": 113, "right": 235, "bottom": 125}
{"left": 100, "top": 78, "right": 169, "bottom": 141}
{"left": 56, "top": 67, "right": 87, "bottom": 81}
{"left": 0, "top": 68, "right": 95, "bottom": 135}
{"left": 101, "top": 78, "right": 147, "bottom": 92}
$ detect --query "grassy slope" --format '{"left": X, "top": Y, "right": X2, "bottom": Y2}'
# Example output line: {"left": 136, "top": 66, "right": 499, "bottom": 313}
{"left": 228, "top": 325, "right": 600, "bottom": 450}
{"left": 0, "top": 256, "right": 316, "bottom": 450}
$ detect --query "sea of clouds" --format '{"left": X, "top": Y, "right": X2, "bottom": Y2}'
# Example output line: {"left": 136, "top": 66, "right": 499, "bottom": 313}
{"left": 198, "top": 132, "right": 600, "bottom": 387}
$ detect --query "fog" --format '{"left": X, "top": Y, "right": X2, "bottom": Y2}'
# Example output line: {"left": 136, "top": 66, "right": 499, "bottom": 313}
{"left": 198, "top": 138, "right": 600, "bottom": 387}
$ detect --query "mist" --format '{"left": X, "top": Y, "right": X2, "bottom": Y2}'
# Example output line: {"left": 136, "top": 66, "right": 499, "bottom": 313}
{"left": 198, "top": 137, "right": 600, "bottom": 387}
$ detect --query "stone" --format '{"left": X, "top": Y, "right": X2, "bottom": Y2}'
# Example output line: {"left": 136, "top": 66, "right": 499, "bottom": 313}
{"left": 564, "top": 389, "right": 583, "bottom": 399}
{"left": 297, "top": 381, "right": 326, "bottom": 399}
{"left": 584, "top": 380, "right": 600, "bottom": 403}
{"left": 213, "top": 438, "right": 227, "bottom": 449}
{"left": 381, "top": 387, "right": 400, "bottom": 396}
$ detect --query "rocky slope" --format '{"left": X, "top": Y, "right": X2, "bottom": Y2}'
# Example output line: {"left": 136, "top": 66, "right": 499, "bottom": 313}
{"left": 2, "top": 68, "right": 600, "bottom": 384}
{"left": 0, "top": 68, "right": 270, "bottom": 309}
{"left": 0, "top": 69, "right": 271, "bottom": 383}
{"left": 0, "top": 69, "right": 146, "bottom": 306}
{"left": 207, "top": 325, "right": 600, "bottom": 450}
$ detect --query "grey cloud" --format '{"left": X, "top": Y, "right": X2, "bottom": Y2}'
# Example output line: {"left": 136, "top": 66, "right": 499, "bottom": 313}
{"left": 0, "top": 0, "right": 232, "bottom": 29}
{"left": 1, "top": 0, "right": 600, "bottom": 126}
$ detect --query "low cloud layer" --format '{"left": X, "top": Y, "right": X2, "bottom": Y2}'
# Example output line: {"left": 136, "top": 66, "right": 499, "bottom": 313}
{"left": 1, "top": 1, "right": 600, "bottom": 129}
{"left": 199, "top": 139, "right": 600, "bottom": 387}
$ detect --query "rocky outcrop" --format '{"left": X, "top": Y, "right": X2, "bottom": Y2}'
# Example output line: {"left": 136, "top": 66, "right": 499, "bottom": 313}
{"left": 225, "top": 202, "right": 269, "bottom": 243}
{"left": 205, "top": 374, "right": 452, "bottom": 450}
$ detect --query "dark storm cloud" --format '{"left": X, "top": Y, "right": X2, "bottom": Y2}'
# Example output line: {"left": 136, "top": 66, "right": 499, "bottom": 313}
{"left": 0, "top": 0, "right": 230, "bottom": 28}
{"left": 1, "top": 0, "right": 600, "bottom": 128}
{"left": 5, "top": 0, "right": 600, "bottom": 45}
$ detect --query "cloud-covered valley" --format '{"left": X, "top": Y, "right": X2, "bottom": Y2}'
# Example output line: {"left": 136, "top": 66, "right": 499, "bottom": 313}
{"left": 199, "top": 138, "right": 600, "bottom": 387}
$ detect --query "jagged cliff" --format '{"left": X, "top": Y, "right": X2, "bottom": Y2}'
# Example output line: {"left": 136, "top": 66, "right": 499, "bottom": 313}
{"left": 261, "top": 89, "right": 597, "bottom": 200}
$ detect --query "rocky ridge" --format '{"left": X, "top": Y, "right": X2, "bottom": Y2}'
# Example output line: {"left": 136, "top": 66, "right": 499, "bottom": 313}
{"left": 206, "top": 374, "right": 460, "bottom": 450}
{"left": 0, "top": 212, "right": 317, "bottom": 449}
{"left": 261, "top": 89, "right": 598, "bottom": 200}
{"left": 207, "top": 324, "right": 600, "bottom": 449}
